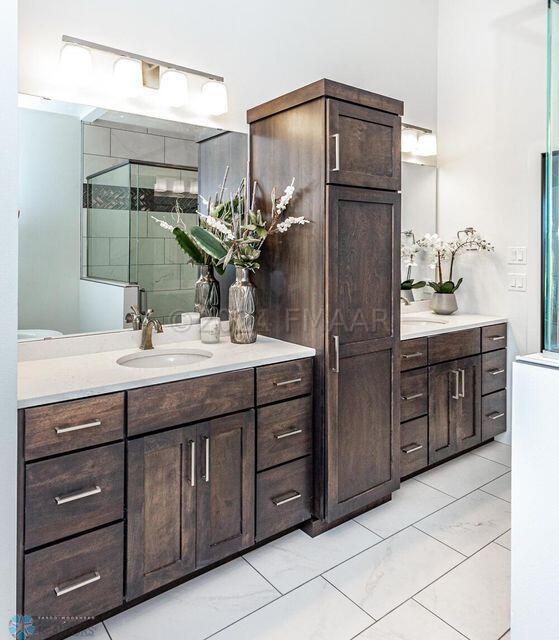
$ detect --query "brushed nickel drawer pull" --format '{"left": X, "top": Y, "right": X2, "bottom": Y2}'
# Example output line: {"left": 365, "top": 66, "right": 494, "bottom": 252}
{"left": 459, "top": 368, "right": 466, "bottom": 398}
{"left": 55, "top": 420, "right": 101, "bottom": 435}
{"left": 189, "top": 440, "right": 196, "bottom": 488}
{"left": 451, "top": 370, "right": 460, "bottom": 400}
{"left": 203, "top": 436, "right": 210, "bottom": 483}
{"left": 275, "top": 428, "right": 303, "bottom": 440}
{"left": 489, "top": 411, "right": 505, "bottom": 420}
{"left": 54, "top": 485, "right": 101, "bottom": 505}
{"left": 489, "top": 369, "right": 505, "bottom": 376}
{"left": 331, "top": 133, "right": 340, "bottom": 171}
{"left": 272, "top": 491, "right": 302, "bottom": 507}
{"left": 401, "top": 392, "right": 424, "bottom": 401}
{"left": 274, "top": 377, "right": 302, "bottom": 387}
{"left": 402, "top": 352, "right": 423, "bottom": 360}
{"left": 332, "top": 335, "right": 340, "bottom": 373}
{"left": 54, "top": 571, "right": 100, "bottom": 597}
{"left": 402, "top": 443, "right": 423, "bottom": 454}
{"left": 491, "top": 336, "right": 506, "bottom": 342}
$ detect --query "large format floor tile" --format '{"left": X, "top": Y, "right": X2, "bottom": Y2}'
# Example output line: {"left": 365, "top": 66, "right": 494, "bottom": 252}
{"left": 355, "top": 599, "right": 465, "bottom": 640}
{"left": 105, "top": 558, "right": 279, "bottom": 640}
{"left": 471, "top": 441, "right": 511, "bottom": 467}
{"left": 481, "top": 472, "right": 511, "bottom": 502}
{"left": 416, "top": 543, "right": 511, "bottom": 640}
{"left": 244, "top": 521, "right": 381, "bottom": 594}
{"left": 355, "top": 478, "right": 454, "bottom": 538}
{"left": 324, "top": 527, "right": 464, "bottom": 620}
{"left": 416, "top": 453, "right": 509, "bottom": 498}
{"left": 495, "top": 530, "right": 511, "bottom": 550}
{"left": 415, "top": 490, "right": 511, "bottom": 556}
{"left": 209, "top": 577, "right": 373, "bottom": 640}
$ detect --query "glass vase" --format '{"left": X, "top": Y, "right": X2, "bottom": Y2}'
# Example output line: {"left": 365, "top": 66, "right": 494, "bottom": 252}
{"left": 228, "top": 267, "right": 257, "bottom": 344}
{"left": 194, "top": 265, "right": 220, "bottom": 318}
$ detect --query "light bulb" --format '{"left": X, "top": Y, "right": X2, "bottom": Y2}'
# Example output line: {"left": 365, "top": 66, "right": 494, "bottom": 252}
{"left": 113, "top": 57, "right": 143, "bottom": 96}
{"left": 401, "top": 128, "right": 419, "bottom": 154}
{"left": 200, "top": 81, "right": 228, "bottom": 116}
{"left": 59, "top": 43, "right": 92, "bottom": 82}
{"left": 160, "top": 69, "right": 189, "bottom": 107}
{"left": 415, "top": 132, "right": 437, "bottom": 156}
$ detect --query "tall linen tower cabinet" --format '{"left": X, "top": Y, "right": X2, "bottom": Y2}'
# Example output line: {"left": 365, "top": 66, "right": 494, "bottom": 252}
{"left": 249, "top": 79, "right": 403, "bottom": 533}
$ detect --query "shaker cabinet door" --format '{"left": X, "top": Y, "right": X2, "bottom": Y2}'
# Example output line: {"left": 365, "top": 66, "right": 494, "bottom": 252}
{"left": 126, "top": 426, "right": 197, "bottom": 600}
{"left": 454, "top": 356, "right": 482, "bottom": 452}
{"left": 327, "top": 99, "right": 401, "bottom": 190}
{"left": 326, "top": 186, "right": 400, "bottom": 521}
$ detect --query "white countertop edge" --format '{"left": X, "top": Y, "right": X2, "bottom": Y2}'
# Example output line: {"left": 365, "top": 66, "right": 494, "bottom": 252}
{"left": 515, "top": 352, "right": 559, "bottom": 369}
{"left": 401, "top": 313, "right": 507, "bottom": 340}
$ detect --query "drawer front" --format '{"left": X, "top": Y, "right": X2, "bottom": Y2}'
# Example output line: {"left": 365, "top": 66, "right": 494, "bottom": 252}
{"left": 400, "top": 369, "right": 428, "bottom": 422}
{"left": 25, "top": 443, "right": 124, "bottom": 549}
{"left": 256, "top": 456, "right": 312, "bottom": 541}
{"left": 428, "top": 328, "right": 481, "bottom": 365}
{"left": 257, "top": 396, "right": 312, "bottom": 471}
{"left": 24, "top": 523, "right": 123, "bottom": 640}
{"left": 482, "top": 390, "right": 507, "bottom": 440}
{"left": 482, "top": 323, "right": 507, "bottom": 352}
{"left": 400, "top": 337, "right": 428, "bottom": 371}
{"left": 24, "top": 393, "right": 124, "bottom": 461}
{"left": 128, "top": 369, "right": 254, "bottom": 436}
{"left": 256, "top": 358, "right": 313, "bottom": 406}
{"left": 400, "top": 417, "right": 428, "bottom": 478}
{"left": 482, "top": 349, "right": 507, "bottom": 395}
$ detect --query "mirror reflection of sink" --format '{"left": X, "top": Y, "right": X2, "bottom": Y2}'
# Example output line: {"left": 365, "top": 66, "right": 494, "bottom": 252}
{"left": 117, "top": 349, "right": 213, "bottom": 369}
{"left": 401, "top": 316, "right": 449, "bottom": 327}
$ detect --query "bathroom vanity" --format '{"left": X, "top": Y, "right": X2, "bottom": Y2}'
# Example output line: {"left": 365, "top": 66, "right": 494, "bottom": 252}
{"left": 17, "top": 334, "right": 314, "bottom": 639}
{"left": 399, "top": 312, "right": 508, "bottom": 478}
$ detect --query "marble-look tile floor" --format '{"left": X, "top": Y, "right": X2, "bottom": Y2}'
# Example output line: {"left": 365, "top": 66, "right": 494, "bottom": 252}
{"left": 80, "top": 441, "right": 511, "bottom": 640}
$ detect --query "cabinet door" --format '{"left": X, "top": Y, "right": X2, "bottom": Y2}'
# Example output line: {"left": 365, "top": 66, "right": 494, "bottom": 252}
{"left": 327, "top": 99, "right": 401, "bottom": 190}
{"left": 127, "top": 426, "right": 196, "bottom": 600}
{"left": 454, "top": 356, "right": 482, "bottom": 452}
{"left": 196, "top": 411, "right": 255, "bottom": 567}
{"left": 326, "top": 186, "right": 400, "bottom": 521}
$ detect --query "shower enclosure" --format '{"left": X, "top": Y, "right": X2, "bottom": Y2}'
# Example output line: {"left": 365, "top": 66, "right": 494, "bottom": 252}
{"left": 83, "top": 160, "right": 199, "bottom": 324}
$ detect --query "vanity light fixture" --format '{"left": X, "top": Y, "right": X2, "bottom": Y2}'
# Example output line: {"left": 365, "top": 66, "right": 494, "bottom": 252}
{"left": 401, "top": 122, "right": 437, "bottom": 157}
{"left": 172, "top": 179, "right": 186, "bottom": 194}
{"left": 154, "top": 178, "right": 167, "bottom": 193}
{"left": 59, "top": 35, "right": 227, "bottom": 114}
{"left": 59, "top": 42, "right": 92, "bottom": 81}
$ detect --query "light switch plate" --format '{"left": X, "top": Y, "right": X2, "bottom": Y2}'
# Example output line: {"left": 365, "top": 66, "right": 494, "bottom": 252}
{"left": 508, "top": 246, "right": 527, "bottom": 265}
{"left": 508, "top": 273, "right": 527, "bottom": 291}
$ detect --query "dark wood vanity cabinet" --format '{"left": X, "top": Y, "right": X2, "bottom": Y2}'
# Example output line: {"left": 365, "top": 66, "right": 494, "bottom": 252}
{"left": 399, "top": 324, "right": 507, "bottom": 478}
{"left": 249, "top": 79, "right": 403, "bottom": 529}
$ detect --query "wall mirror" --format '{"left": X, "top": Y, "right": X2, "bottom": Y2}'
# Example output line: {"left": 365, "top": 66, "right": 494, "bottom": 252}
{"left": 18, "top": 95, "right": 247, "bottom": 340}
{"left": 401, "top": 161, "right": 437, "bottom": 301}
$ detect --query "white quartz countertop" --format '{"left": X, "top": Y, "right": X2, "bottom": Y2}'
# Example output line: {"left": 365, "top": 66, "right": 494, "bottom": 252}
{"left": 401, "top": 310, "right": 507, "bottom": 340}
{"left": 18, "top": 336, "right": 315, "bottom": 409}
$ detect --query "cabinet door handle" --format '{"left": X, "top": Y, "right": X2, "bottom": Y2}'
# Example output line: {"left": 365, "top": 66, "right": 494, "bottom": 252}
{"left": 54, "top": 485, "right": 101, "bottom": 506}
{"left": 488, "top": 411, "right": 505, "bottom": 420}
{"left": 275, "top": 428, "right": 303, "bottom": 440}
{"left": 331, "top": 133, "right": 340, "bottom": 171}
{"left": 401, "top": 392, "right": 424, "bottom": 401}
{"left": 332, "top": 335, "right": 340, "bottom": 373}
{"left": 189, "top": 440, "right": 196, "bottom": 488}
{"left": 402, "top": 352, "right": 424, "bottom": 360}
{"left": 272, "top": 491, "right": 302, "bottom": 506}
{"left": 401, "top": 443, "right": 423, "bottom": 454}
{"left": 489, "top": 368, "right": 505, "bottom": 376}
{"left": 491, "top": 335, "right": 506, "bottom": 342}
{"left": 202, "top": 436, "right": 210, "bottom": 483}
{"left": 54, "top": 571, "right": 100, "bottom": 597}
{"left": 459, "top": 368, "right": 466, "bottom": 398}
{"left": 55, "top": 420, "right": 101, "bottom": 435}
{"left": 274, "top": 378, "right": 302, "bottom": 387}
{"left": 451, "top": 370, "right": 460, "bottom": 400}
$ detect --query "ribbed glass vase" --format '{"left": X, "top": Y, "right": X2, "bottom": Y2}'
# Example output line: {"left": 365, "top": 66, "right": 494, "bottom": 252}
{"left": 194, "top": 265, "right": 220, "bottom": 318}
{"left": 228, "top": 267, "right": 257, "bottom": 343}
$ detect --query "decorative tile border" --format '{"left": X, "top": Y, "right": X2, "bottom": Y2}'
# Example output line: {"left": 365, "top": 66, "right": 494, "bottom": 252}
{"left": 83, "top": 184, "right": 198, "bottom": 213}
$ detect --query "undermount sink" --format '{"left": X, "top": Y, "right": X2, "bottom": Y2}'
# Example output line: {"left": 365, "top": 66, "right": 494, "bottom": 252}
{"left": 401, "top": 316, "right": 449, "bottom": 327}
{"left": 117, "top": 348, "right": 213, "bottom": 369}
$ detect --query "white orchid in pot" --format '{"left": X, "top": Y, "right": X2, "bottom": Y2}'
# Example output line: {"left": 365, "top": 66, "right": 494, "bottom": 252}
{"left": 417, "top": 228, "right": 494, "bottom": 315}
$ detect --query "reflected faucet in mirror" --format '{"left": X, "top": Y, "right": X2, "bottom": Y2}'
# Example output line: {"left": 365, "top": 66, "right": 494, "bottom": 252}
{"left": 125, "top": 305, "right": 143, "bottom": 331}
{"left": 140, "top": 310, "right": 163, "bottom": 350}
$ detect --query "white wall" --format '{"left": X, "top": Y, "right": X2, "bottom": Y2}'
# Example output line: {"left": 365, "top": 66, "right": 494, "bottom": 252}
{"left": 18, "top": 108, "right": 81, "bottom": 334}
{"left": 0, "top": 0, "right": 18, "bottom": 632}
{"left": 18, "top": 0, "right": 439, "bottom": 133}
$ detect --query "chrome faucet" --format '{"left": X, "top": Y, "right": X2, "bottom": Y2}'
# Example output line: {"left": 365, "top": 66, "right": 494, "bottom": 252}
{"left": 400, "top": 296, "right": 411, "bottom": 306}
{"left": 140, "top": 309, "right": 163, "bottom": 350}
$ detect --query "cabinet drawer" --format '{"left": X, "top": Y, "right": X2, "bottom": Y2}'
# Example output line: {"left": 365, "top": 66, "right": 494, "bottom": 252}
{"left": 128, "top": 369, "right": 254, "bottom": 436}
{"left": 400, "top": 338, "right": 428, "bottom": 371}
{"left": 400, "top": 417, "right": 428, "bottom": 478}
{"left": 25, "top": 443, "right": 124, "bottom": 549}
{"left": 482, "top": 390, "right": 507, "bottom": 440}
{"left": 400, "top": 369, "right": 428, "bottom": 422}
{"left": 256, "top": 358, "right": 313, "bottom": 406}
{"left": 428, "top": 328, "right": 481, "bottom": 364}
{"left": 24, "top": 523, "right": 123, "bottom": 640}
{"left": 482, "top": 323, "right": 507, "bottom": 352}
{"left": 257, "top": 396, "right": 312, "bottom": 471}
{"left": 256, "top": 456, "right": 312, "bottom": 541}
{"left": 482, "top": 350, "right": 507, "bottom": 395}
{"left": 24, "top": 393, "right": 124, "bottom": 461}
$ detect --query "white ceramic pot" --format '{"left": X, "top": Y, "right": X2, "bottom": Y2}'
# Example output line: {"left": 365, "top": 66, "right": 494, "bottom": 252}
{"left": 431, "top": 293, "right": 458, "bottom": 315}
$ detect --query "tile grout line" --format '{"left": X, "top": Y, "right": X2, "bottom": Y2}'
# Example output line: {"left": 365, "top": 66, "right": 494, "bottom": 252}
{"left": 411, "top": 598, "right": 472, "bottom": 639}
{"left": 102, "top": 621, "right": 115, "bottom": 640}
{"left": 321, "top": 574, "right": 377, "bottom": 623}
{"left": 410, "top": 524, "right": 468, "bottom": 557}
{"left": 478, "top": 487, "right": 511, "bottom": 504}
{"left": 240, "top": 555, "right": 283, "bottom": 596}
